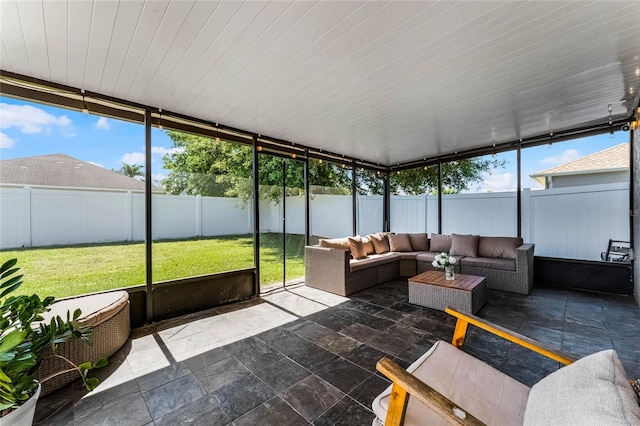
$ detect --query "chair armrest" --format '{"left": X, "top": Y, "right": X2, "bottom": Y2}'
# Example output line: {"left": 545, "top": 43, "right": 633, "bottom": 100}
{"left": 376, "top": 357, "right": 485, "bottom": 426}
{"left": 445, "top": 307, "right": 577, "bottom": 365}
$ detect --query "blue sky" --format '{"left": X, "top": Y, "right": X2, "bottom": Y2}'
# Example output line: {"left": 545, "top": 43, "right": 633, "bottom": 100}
{"left": 0, "top": 95, "right": 629, "bottom": 192}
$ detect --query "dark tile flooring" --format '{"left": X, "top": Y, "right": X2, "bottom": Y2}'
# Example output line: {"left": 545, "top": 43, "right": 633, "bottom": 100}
{"left": 35, "top": 280, "right": 640, "bottom": 425}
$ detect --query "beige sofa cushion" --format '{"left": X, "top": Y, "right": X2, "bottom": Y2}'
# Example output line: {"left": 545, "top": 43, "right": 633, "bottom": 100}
{"left": 348, "top": 236, "right": 368, "bottom": 260}
{"left": 409, "top": 233, "right": 429, "bottom": 251}
{"left": 372, "top": 340, "right": 530, "bottom": 425}
{"left": 362, "top": 236, "right": 376, "bottom": 255}
{"left": 460, "top": 256, "right": 516, "bottom": 271}
{"left": 319, "top": 237, "right": 351, "bottom": 250}
{"left": 524, "top": 349, "right": 640, "bottom": 425}
{"left": 388, "top": 233, "right": 413, "bottom": 252}
{"left": 478, "top": 236, "right": 523, "bottom": 260}
{"left": 450, "top": 234, "right": 479, "bottom": 257}
{"left": 350, "top": 253, "right": 399, "bottom": 272}
{"left": 429, "top": 234, "right": 452, "bottom": 252}
{"left": 369, "top": 233, "right": 391, "bottom": 254}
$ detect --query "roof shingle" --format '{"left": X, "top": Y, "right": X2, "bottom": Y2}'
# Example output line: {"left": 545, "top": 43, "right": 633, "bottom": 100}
{"left": 0, "top": 153, "right": 162, "bottom": 192}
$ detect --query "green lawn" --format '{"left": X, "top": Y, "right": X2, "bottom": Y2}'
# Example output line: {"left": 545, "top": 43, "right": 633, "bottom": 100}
{"left": 0, "top": 234, "right": 305, "bottom": 298}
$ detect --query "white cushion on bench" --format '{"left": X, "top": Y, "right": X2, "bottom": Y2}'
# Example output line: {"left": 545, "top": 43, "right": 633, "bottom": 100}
{"left": 372, "top": 340, "right": 530, "bottom": 425}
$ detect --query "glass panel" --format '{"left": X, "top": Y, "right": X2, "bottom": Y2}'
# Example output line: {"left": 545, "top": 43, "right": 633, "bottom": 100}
{"left": 441, "top": 152, "right": 516, "bottom": 236}
{"left": 258, "top": 153, "right": 284, "bottom": 288}
{"left": 520, "top": 132, "right": 630, "bottom": 260}
{"left": 153, "top": 131, "right": 254, "bottom": 282}
{"left": 0, "top": 96, "right": 144, "bottom": 298}
{"left": 284, "top": 159, "right": 305, "bottom": 285}
{"left": 389, "top": 166, "right": 439, "bottom": 234}
{"left": 257, "top": 154, "right": 305, "bottom": 289}
{"left": 356, "top": 168, "right": 384, "bottom": 235}
{"left": 309, "top": 159, "right": 353, "bottom": 240}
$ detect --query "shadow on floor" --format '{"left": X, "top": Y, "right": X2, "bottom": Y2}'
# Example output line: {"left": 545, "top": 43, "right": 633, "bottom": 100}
{"left": 35, "top": 280, "right": 640, "bottom": 425}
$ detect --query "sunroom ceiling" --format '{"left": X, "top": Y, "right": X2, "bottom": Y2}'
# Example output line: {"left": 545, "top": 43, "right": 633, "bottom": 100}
{"left": 1, "top": 1, "right": 639, "bottom": 166}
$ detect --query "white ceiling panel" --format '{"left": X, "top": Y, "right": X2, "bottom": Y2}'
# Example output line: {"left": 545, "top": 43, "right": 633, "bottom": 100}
{"left": 0, "top": 0, "right": 29, "bottom": 75}
{"left": 84, "top": 1, "right": 119, "bottom": 90}
{"left": 148, "top": 1, "right": 244, "bottom": 107}
{"left": 98, "top": 0, "right": 145, "bottom": 94}
{"left": 67, "top": 0, "right": 93, "bottom": 88}
{"left": 1, "top": 0, "right": 639, "bottom": 166}
{"left": 43, "top": 0, "right": 69, "bottom": 83}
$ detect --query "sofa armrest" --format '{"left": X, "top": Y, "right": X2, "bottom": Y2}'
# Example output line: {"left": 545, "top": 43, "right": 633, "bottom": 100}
{"left": 516, "top": 243, "right": 535, "bottom": 294}
{"left": 304, "top": 246, "right": 351, "bottom": 295}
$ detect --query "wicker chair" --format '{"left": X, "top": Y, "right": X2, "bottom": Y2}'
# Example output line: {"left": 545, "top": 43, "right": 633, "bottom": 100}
{"left": 36, "top": 290, "right": 131, "bottom": 395}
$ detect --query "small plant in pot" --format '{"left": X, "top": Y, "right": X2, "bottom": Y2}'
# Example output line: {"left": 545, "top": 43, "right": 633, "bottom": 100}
{"left": 0, "top": 258, "right": 106, "bottom": 425}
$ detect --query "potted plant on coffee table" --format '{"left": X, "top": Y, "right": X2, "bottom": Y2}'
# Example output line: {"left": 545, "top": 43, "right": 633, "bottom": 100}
{"left": 0, "top": 258, "right": 106, "bottom": 426}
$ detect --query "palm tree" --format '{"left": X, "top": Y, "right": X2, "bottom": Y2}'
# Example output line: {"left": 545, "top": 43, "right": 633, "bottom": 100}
{"left": 119, "top": 162, "right": 144, "bottom": 179}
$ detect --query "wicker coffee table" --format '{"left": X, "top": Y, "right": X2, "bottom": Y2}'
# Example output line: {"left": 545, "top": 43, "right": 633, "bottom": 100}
{"left": 408, "top": 270, "right": 487, "bottom": 314}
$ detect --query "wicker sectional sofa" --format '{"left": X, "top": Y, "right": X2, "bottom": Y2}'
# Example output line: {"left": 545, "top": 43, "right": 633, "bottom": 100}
{"left": 305, "top": 233, "right": 534, "bottom": 296}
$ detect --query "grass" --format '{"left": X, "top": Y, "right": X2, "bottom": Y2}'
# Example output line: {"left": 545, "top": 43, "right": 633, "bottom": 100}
{"left": 0, "top": 234, "right": 305, "bottom": 299}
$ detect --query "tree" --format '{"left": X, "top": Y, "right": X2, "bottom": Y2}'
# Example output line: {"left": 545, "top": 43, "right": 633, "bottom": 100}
{"left": 118, "top": 163, "right": 144, "bottom": 180}
{"left": 161, "top": 131, "right": 505, "bottom": 201}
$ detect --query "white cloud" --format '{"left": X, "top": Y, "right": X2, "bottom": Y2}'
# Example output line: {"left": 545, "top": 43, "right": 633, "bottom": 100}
{"left": 96, "top": 117, "right": 110, "bottom": 130}
{"left": 151, "top": 146, "right": 183, "bottom": 156}
{"left": 87, "top": 161, "right": 105, "bottom": 168}
{"left": 121, "top": 152, "right": 146, "bottom": 165}
{"left": 0, "top": 132, "right": 15, "bottom": 148}
{"left": 541, "top": 149, "right": 580, "bottom": 166}
{"left": 0, "top": 103, "right": 73, "bottom": 134}
{"left": 472, "top": 172, "right": 516, "bottom": 193}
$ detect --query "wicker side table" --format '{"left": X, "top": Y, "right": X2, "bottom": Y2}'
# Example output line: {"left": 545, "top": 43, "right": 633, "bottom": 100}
{"left": 408, "top": 270, "right": 486, "bottom": 314}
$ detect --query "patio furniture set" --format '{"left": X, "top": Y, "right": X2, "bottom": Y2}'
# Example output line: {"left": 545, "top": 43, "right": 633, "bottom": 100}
{"left": 305, "top": 232, "right": 533, "bottom": 314}
{"left": 305, "top": 234, "right": 640, "bottom": 425}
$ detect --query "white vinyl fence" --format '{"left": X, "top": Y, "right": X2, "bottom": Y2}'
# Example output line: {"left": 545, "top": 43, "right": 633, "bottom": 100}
{"left": 0, "top": 183, "right": 629, "bottom": 260}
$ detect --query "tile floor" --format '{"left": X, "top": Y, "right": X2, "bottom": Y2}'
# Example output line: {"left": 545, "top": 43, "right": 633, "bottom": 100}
{"left": 35, "top": 280, "right": 640, "bottom": 425}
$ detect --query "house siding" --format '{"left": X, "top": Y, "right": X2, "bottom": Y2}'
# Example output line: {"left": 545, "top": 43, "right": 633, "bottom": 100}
{"left": 549, "top": 171, "right": 629, "bottom": 188}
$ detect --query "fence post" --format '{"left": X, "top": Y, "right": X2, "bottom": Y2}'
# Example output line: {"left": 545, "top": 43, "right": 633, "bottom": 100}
{"left": 23, "top": 186, "right": 32, "bottom": 248}
{"left": 522, "top": 188, "right": 531, "bottom": 242}
{"left": 196, "top": 195, "right": 202, "bottom": 237}
{"left": 125, "top": 191, "right": 133, "bottom": 241}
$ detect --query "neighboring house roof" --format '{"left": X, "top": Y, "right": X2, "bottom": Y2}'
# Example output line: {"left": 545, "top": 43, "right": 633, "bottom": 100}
{"left": 0, "top": 153, "right": 163, "bottom": 192}
{"left": 530, "top": 143, "right": 629, "bottom": 186}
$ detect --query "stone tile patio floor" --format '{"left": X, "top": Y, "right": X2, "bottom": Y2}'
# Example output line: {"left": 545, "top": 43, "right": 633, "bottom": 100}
{"left": 35, "top": 280, "right": 640, "bottom": 425}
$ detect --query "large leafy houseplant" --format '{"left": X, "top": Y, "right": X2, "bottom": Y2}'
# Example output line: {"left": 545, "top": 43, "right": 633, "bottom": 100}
{"left": 0, "top": 258, "right": 106, "bottom": 418}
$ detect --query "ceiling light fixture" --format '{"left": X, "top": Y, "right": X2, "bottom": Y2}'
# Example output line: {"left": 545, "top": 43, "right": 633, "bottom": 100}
{"left": 81, "top": 89, "right": 88, "bottom": 114}
{"left": 318, "top": 159, "right": 323, "bottom": 164}
{"left": 257, "top": 145, "right": 263, "bottom": 152}
{"left": 158, "top": 109, "right": 163, "bottom": 130}
{"left": 608, "top": 104, "right": 614, "bottom": 137}
{"left": 291, "top": 153, "right": 296, "bottom": 159}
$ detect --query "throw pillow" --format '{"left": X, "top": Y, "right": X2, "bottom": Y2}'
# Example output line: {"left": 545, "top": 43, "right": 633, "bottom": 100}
{"left": 409, "top": 233, "right": 429, "bottom": 251}
{"left": 348, "top": 236, "right": 368, "bottom": 260}
{"left": 429, "top": 234, "right": 453, "bottom": 252}
{"left": 388, "top": 233, "right": 413, "bottom": 252}
{"left": 362, "top": 236, "right": 376, "bottom": 255}
{"left": 369, "top": 233, "right": 390, "bottom": 254}
{"left": 319, "top": 237, "right": 351, "bottom": 250}
{"left": 450, "top": 234, "right": 479, "bottom": 257}
{"left": 523, "top": 349, "right": 640, "bottom": 425}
